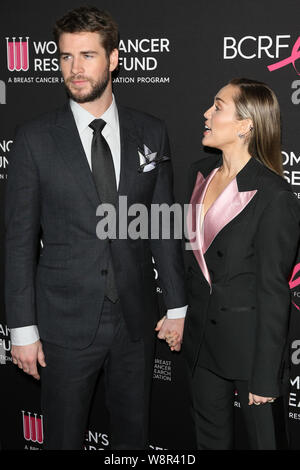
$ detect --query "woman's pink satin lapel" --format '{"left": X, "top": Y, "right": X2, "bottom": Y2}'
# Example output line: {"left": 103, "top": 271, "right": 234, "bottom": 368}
{"left": 187, "top": 168, "right": 220, "bottom": 292}
{"left": 203, "top": 178, "right": 257, "bottom": 253}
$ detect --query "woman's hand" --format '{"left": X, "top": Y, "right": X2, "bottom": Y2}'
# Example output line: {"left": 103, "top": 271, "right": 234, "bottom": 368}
{"left": 155, "top": 316, "right": 184, "bottom": 351}
{"left": 248, "top": 393, "right": 276, "bottom": 405}
{"left": 165, "top": 331, "right": 181, "bottom": 351}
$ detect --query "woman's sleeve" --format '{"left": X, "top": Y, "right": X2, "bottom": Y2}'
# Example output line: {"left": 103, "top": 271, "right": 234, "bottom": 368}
{"left": 249, "top": 190, "right": 300, "bottom": 397}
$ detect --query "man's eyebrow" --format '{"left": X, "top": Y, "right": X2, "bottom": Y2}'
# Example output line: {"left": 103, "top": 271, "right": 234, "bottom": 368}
{"left": 80, "top": 50, "right": 99, "bottom": 54}
{"left": 59, "top": 50, "right": 99, "bottom": 56}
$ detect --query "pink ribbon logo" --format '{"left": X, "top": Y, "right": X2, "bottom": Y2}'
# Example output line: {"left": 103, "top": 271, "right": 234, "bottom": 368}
{"left": 289, "top": 263, "right": 300, "bottom": 311}
{"left": 268, "top": 36, "right": 300, "bottom": 75}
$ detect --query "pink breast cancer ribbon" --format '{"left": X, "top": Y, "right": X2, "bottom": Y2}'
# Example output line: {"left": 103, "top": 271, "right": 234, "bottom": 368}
{"left": 268, "top": 36, "right": 300, "bottom": 75}
{"left": 289, "top": 263, "right": 300, "bottom": 311}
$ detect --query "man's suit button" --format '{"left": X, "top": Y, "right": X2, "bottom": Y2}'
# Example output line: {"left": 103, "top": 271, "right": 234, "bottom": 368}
{"left": 217, "top": 250, "right": 223, "bottom": 257}
{"left": 101, "top": 269, "right": 108, "bottom": 275}
{"left": 220, "top": 307, "right": 227, "bottom": 311}
{"left": 210, "top": 319, "right": 217, "bottom": 325}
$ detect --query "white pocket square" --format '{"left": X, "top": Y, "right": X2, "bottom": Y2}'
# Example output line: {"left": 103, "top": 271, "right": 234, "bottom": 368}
{"left": 138, "top": 144, "right": 170, "bottom": 173}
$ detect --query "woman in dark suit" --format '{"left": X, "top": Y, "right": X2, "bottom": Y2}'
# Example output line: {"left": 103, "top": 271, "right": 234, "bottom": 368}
{"left": 165, "top": 78, "right": 300, "bottom": 449}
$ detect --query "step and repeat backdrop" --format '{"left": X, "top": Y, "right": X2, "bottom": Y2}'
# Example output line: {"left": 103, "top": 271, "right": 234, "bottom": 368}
{"left": 0, "top": 0, "right": 300, "bottom": 450}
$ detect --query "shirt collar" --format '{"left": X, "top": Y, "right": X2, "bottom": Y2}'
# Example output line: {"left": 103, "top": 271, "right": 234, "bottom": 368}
{"left": 70, "top": 94, "right": 119, "bottom": 135}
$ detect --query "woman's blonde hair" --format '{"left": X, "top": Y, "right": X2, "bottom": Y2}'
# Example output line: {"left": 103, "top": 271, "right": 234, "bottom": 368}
{"left": 229, "top": 78, "right": 283, "bottom": 176}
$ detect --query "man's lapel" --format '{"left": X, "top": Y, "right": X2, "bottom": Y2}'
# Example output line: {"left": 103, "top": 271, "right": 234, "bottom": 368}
{"left": 188, "top": 155, "right": 261, "bottom": 290}
{"left": 51, "top": 102, "right": 100, "bottom": 208}
{"left": 117, "top": 105, "right": 142, "bottom": 198}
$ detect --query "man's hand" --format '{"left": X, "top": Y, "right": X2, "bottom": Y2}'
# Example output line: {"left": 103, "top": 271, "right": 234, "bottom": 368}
{"left": 155, "top": 316, "right": 185, "bottom": 352}
{"left": 11, "top": 340, "right": 46, "bottom": 380}
{"left": 248, "top": 393, "right": 276, "bottom": 406}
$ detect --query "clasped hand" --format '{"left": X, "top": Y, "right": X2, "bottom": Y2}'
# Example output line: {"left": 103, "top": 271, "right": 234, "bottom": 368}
{"left": 155, "top": 316, "right": 184, "bottom": 352}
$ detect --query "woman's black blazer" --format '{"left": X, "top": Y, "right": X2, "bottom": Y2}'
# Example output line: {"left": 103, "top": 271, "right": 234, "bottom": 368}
{"left": 183, "top": 154, "right": 300, "bottom": 397}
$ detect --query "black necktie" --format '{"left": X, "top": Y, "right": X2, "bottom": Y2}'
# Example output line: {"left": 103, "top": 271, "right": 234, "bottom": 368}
{"left": 89, "top": 119, "right": 117, "bottom": 204}
{"left": 89, "top": 118, "right": 118, "bottom": 303}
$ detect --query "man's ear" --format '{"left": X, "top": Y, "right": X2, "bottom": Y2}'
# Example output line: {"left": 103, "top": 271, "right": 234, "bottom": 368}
{"left": 109, "top": 48, "right": 119, "bottom": 72}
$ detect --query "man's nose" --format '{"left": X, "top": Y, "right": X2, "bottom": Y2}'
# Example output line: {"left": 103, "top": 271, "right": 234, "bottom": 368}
{"left": 71, "top": 57, "right": 84, "bottom": 75}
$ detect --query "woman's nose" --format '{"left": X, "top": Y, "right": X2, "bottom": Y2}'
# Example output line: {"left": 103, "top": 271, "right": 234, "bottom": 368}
{"left": 204, "top": 106, "right": 212, "bottom": 119}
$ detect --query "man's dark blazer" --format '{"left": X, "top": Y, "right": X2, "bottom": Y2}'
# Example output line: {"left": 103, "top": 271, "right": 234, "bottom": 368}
{"left": 183, "top": 154, "right": 300, "bottom": 397}
{"left": 4, "top": 102, "right": 187, "bottom": 349}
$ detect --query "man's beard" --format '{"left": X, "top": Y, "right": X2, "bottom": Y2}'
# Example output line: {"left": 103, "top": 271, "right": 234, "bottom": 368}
{"left": 64, "top": 67, "right": 110, "bottom": 104}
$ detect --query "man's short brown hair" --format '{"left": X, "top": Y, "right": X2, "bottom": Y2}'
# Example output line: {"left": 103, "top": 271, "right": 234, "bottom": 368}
{"left": 53, "top": 6, "right": 119, "bottom": 57}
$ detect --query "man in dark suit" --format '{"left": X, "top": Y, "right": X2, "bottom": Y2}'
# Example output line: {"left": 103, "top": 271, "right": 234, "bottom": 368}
{"left": 5, "top": 6, "right": 187, "bottom": 450}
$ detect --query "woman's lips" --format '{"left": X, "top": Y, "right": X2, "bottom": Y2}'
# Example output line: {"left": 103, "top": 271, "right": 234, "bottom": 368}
{"left": 203, "top": 125, "right": 211, "bottom": 135}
